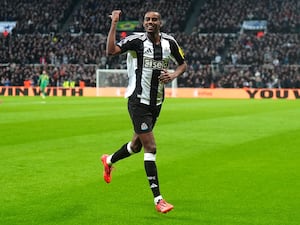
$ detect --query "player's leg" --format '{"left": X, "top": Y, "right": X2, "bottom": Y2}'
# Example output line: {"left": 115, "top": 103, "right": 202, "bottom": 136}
{"left": 40, "top": 85, "right": 46, "bottom": 98}
{"left": 139, "top": 132, "right": 161, "bottom": 199}
{"left": 101, "top": 134, "right": 142, "bottom": 183}
{"left": 139, "top": 132, "right": 173, "bottom": 213}
{"left": 140, "top": 103, "right": 173, "bottom": 213}
{"left": 101, "top": 100, "right": 146, "bottom": 183}
{"left": 106, "top": 134, "right": 142, "bottom": 164}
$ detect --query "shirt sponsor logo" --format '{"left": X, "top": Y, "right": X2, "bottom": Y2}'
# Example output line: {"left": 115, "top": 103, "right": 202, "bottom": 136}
{"left": 144, "top": 57, "right": 168, "bottom": 70}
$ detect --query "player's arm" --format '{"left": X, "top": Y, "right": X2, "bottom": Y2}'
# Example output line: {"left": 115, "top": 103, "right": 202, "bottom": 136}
{"left": 106, "top": 10, "right": 122, "bottom": 56}
{"left": 159, "top": 62, "right": 187, "bottom": 84}
{"left": 173, "top": 62, "right": 187, "bottom": 79}
{"left": 159, "top": 40, "right": 187, "bottom": 84}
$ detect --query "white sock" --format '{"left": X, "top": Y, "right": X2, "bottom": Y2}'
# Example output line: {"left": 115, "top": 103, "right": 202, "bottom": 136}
{"left": 144, "top": 152, "right": 156, "bottom": 161}
{"left": 106, "top": 155, "right": 113, "bottom": 166}
{"left": 127, "top": 141, "right": 134, "bottom": 154}
{"left": 154, "top": 195, "right": 163, "bottom": 205}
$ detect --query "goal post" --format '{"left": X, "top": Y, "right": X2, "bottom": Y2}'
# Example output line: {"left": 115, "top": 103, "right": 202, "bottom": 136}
{"left": 96, "top": 69, "right": 177, "bottom": 97}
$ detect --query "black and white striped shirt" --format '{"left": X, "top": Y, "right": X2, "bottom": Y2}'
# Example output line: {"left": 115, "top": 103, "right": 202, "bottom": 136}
{"left": 117, "top": 32, "right": 185, "bottom": 106}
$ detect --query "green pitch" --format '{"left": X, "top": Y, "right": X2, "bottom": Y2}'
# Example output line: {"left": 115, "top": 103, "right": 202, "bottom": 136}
{"left": 0, "top": 96, "right": 299, "bottom": 225}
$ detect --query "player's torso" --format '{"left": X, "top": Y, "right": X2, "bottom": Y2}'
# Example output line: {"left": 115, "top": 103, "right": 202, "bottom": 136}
{"left": 121, "top": 34, "right": 173, "bottom": 105}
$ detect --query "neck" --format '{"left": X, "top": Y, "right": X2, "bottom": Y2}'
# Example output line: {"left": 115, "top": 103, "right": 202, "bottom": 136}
{"left": 147, "top": 32, "right": 160, "bottom": 44}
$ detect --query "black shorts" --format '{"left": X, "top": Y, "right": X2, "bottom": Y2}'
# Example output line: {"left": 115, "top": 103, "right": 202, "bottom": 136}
{"left": 128, "top": 100, "right": 162, "bottom": 134}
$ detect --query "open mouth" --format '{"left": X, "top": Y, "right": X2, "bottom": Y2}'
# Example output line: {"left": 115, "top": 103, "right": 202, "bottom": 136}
{"left": 146, "top": 25, "right": 155, "bottom": 31}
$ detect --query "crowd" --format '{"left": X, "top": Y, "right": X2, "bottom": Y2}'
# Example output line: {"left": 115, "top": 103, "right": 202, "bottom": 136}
{"left": 0, "top": 33, "right": 107, "bottom": 65}
{"left": 0, "top": 0, "right": 75, "bottom": 34}
{"left": 179, "top": 64, "right": 300, "bottom": 88}
{"left": 0, "top": 0, "right": 300, "bottom": 88}
{"left": 194, "top": 0, "right": 300, "bottom": 33}
{"left": 0, "top": 63, "right": 97, "bottom": 87}
{"left": 68, "top": 0, "right": 193, "bottom": 34}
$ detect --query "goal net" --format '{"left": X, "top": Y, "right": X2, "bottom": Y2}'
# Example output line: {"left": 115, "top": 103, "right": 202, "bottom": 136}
{"left": 96, "top": 69, "right": 177, "bottom": 97}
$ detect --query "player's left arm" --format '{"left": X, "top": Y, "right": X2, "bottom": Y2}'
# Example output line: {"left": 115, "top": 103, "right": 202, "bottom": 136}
{"left": 159, "top": 40, "right": 187, "bottom": 84}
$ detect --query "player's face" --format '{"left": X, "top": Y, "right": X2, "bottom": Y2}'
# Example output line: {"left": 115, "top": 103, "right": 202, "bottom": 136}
{"left": 143, "top": 12, "right": 162, "bottom": 33}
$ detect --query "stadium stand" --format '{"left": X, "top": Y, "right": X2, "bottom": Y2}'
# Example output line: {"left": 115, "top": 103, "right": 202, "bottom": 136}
{"left": 0, "top": 0, "right": 299, "bottom": 88}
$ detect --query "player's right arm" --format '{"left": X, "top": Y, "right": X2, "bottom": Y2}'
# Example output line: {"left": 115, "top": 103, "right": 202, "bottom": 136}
{"left": 106, "top": 10, "right": 122, "bottom": 56}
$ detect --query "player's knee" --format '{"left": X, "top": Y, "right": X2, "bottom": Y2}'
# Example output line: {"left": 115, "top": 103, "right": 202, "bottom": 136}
{"left": 131, "top": 142, "right": 142, "bottom": 153}
{"left": 144, "top": 144, "right": 156, "bottom": 154}
{"left": 132, "top": 147, "right": 142, "bottom": 153}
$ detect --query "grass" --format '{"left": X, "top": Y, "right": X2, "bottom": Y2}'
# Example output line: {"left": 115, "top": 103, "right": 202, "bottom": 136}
{"left": 0, "top": 96, "right": 299, "bottom": 225}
